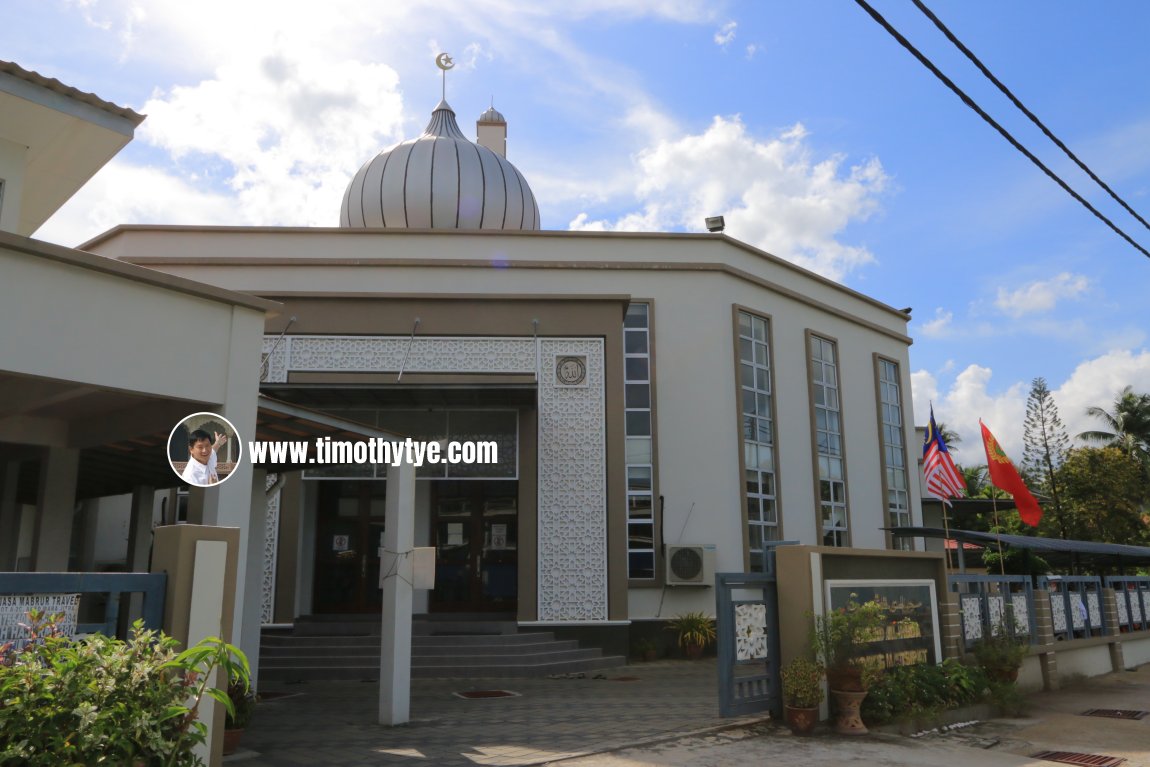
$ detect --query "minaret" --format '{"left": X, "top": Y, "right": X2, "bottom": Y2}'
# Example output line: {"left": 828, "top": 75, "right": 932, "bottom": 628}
{"left": 477, "top": 103, "right": 507, "bottom": 158}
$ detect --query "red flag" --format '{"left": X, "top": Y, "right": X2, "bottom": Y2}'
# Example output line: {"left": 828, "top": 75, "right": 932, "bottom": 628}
{"left": 979, "top": 420, "right": 1043, "bottom": 526}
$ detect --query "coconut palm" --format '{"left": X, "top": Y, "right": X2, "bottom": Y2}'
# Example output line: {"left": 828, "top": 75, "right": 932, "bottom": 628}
{"left": 936, "top": 421, "right": 961, "bottom": 453}
{"left": 1078, "top": 386, "right": 1150, "bottom": 465}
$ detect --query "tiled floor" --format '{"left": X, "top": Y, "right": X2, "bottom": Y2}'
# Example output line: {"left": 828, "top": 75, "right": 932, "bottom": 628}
{"left": 232, "top": 659, "right": 766, "bottom": 766}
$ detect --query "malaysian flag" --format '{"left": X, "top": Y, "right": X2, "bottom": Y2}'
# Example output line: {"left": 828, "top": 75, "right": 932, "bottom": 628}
{"left": 923, "top": 407, "right": 966, "bottom": 504}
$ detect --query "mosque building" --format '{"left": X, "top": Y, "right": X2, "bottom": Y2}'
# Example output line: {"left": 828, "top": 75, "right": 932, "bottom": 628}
{"left": 84, "top": 81, "right": 921, "bottom": 652}
{"left": 3, "top": 57, "right": 922, "bottom": 674}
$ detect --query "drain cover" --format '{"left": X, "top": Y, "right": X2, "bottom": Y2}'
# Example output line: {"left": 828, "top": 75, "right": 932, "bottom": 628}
{"left": 454, "top": 689, "right": 520, "bottom": 699}
{"left": 610, "top": 676, "right": 642, "bottom": 682}
{"left": 1081, "top": 708, "right": 1148, "bottom": 720}
{"left": 1030, "top": 750, "right": 1125, "bottom": 767}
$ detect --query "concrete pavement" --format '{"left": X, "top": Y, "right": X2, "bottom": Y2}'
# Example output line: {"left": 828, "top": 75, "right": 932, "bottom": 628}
{"left": 229, "top": 659, "right": 1150, "bottom": 767}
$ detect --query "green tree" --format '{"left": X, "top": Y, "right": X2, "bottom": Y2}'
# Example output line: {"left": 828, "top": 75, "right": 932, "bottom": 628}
{"left": 1055, "top": 446, "right": 1147, "bottom": 544}
{"left": 1022, "top": 377, "right": 1070, "bottom": 538}
{"left": 1078, "top": 386, "right": 1150, "bottom": 468}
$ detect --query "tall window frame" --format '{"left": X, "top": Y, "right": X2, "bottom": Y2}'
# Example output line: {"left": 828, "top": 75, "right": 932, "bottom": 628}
{"left": 807, "top": 332, "right": 850, "bottom": 547}
{"left": 624, "top": 302, "right": 657, "bottom": 581}
{"left": 735, "top": 307, "right": 781, "bottom": 572}
{"left": 875, "top": 355, "right": 912, "bottom": 550}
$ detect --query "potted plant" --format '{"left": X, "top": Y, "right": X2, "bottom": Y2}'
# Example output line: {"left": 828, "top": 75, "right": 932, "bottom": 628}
{"left": 632, "top": 637, "right": 658, "bottom": 662}
{"left": 781, "top": 656, "right": 824, "bottom": 735}
{"left": 810, "top": 595, "right": 886, "bottom": 735}
{"left": 222, "top": 672, "right": 257, "bottom": 756}
{"left": 970, "top": 631, "right": 1028, "bottom": 683}
{"left": 666, "top": 611, "right": 716, "bottom": 660}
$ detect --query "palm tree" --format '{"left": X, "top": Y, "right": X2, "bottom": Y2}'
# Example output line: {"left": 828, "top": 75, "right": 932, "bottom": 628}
{"left": 1078, "top": 386, "right": 1150, "bottom": 465}
{"left": 936, "top": 421, "right": 961, "bottom": 453}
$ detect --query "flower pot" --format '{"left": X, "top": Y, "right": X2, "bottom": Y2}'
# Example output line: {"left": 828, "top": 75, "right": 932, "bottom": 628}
{"left": 642, "top": 649, "right": 658, "bottom": 662}
{"left": 826, "top": 666, "right": 865, "bottom": 692}
{"left": 684, "top": 643, "right": 704, "bottom": 660}
{"left": 830, "top": 689, "right": 869, "bottom": 735}
{"left": 783, "top": 704, "right": 819, "bottom": 735}
{"left": 223, "top": 727, "right": 244, "bottom": 756}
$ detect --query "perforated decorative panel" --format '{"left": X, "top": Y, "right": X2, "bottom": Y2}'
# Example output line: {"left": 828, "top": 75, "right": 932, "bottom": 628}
{"left": 735, "top": 603, "right": 768, "bottom": 660}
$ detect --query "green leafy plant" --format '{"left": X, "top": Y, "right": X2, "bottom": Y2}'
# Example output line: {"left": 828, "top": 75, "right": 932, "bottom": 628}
{"left": 970, "top": 632, "right": 1028, "bottom": 681}
{"left": 631, "top": 638, "right": 657, "bottom": 661}
{"left": 781, "top": 656, "right": 825, "bottom": 708}
{"left": 666, "top": 612, "right": 716, "bottom": 650}
{"left": 225, "top": 673, "right": 257, "bottom": 730}
{"left": 0, "top": 609, "right": 249, "bottom": 767}
{"left": 861, "top": 658, "right": 989, "bottom": 726}
{"left": 810, "top": 595, "right": 886, "bottom": 689}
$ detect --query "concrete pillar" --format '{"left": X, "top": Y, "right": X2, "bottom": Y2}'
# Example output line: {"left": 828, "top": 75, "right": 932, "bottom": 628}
{"left": 195, "top": 307, "right": 262, "bottom": 684}
{"left": 1033, "top": 592, "right": 1059, "bottom": 691}
{"left": 242, "top": 469, "right": 268, "bottom": 688}
{"left": 939, "top": 598, "right": 963, "bottom": 660}
{"left": 151, "top": 524, "right": 240, "bottom": 767}
{"left": 380, "top": 460, "right": 416, "bottom": 725}
{"left": 1102, "top": 588, "right": 1126, "bottom": 673}
{"left": 124, "top": 485, "right": 156, "bottom": 628}
{"left": 0, "top": 461, "right": 21, "bottom": 569}
{"left": 31, "top": 447, "right": 79, "bottom": 571}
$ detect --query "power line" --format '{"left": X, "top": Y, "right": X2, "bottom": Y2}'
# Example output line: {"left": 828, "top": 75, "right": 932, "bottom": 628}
{"left": 852, "top": 0, "right": 1150, "bottom": 261}
{"left": 911, "top": 0, "right": 1150, "bottom": 234}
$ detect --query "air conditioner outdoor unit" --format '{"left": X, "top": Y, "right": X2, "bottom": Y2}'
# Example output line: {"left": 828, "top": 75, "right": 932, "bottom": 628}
{"left": 665, "top": 544, "right": 715, "bottom": 586}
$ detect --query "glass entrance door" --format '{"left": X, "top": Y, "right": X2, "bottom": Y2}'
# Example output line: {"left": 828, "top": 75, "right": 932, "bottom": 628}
{"left": 430, "top": 480, "right": 518, "bottom": 612}
{"left": 313, "top": 481, "right": 387, "bottom": 613}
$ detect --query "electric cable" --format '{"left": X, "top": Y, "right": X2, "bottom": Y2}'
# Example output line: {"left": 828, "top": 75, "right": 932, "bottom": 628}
{"left": 911, "top": 0, "right": 1150, "bottom": 233}
{"left": 852, "top": 0, "right": 1150, "bottom": 261}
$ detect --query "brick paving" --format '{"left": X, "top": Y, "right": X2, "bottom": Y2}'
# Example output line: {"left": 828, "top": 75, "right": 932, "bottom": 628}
{"left": 232, "top": 658, "right": 764, "bottom": 766}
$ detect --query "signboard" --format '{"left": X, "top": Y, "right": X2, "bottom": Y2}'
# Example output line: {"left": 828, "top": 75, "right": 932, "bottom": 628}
{"left": 824, "top": 579, "right": 942, "bottom": 668}
{"left": 332, "top": 534, "right": 350, "bottom": 552}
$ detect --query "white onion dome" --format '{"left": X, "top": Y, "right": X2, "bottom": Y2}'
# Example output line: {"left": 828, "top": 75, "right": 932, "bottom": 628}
{"left": 478, "top": 105, "right": 506, "bottom": 124}
{"left": 340, "top": 99, "right": 540, "bottom": 230}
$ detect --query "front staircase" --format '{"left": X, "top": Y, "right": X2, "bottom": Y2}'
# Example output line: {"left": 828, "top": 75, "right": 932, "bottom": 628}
{"left": 260, "top": 615, "right": 627, "bottom": 681}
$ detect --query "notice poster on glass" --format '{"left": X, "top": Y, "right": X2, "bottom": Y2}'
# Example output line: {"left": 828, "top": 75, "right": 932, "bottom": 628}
{"left": 447, "top": 523, "right": 464, "bottom": 546}
{"left": 491, "top": 523, "right": 508, "bottom": 550}
{"left": 824, "top": 579, "right": 942, "bottom": 668}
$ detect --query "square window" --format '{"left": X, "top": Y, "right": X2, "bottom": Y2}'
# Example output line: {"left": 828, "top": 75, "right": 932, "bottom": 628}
{"left": 626, "top": 437, "right": 652, "bottom": 464}
{"left": 627, "top": 466, "right": 652, "bottom": 492}
{"left": 625, "top": 384, "right": 650, "bottom": 409}
{"left": 626, "top": 410, "right": 651, "bottom": 436}
{"left": 625, "top": 303, "right": 649, "bottom": 328}
{"left": 628, "top": 551, "right": 655, "bottom": 579}
{"left": 628, "top": 494, "right": 653, "bottom": 518}
{"left": 625, "top": 357, "right": 649, "bottom": 381}
{"left": 624, "top": 330, "right": 648, "bottom": 354}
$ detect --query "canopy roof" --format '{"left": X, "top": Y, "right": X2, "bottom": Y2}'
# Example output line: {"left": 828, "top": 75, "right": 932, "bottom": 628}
{"left": 889, "top": 526, "right": 1150, "bottom": 568}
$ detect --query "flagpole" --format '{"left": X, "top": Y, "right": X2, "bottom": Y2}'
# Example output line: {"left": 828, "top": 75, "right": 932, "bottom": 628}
{"left": 990, "top": 494, "right": 1006, "bottom": 576}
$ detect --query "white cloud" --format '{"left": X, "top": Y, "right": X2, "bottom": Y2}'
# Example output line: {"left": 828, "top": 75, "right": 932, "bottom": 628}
{"left": 34, "top": 160, "right": 243, "bottom": 247}
{"left": 569, "top": 116, "right": 887, "bottom": 280}
{"left": 745, "top": 43, "right": 760, "bottom": 60}
{"left": 994, "top": 272, "right": 1090, "bottom": 318}
{"left": 714, "top": 21, "right": 737, "bottom": 47}
{"left": 919, "top": 308, "right": 953, "bottom": 338}
{"left": 911, "top": 348, "right": 1150, "bottom": 461}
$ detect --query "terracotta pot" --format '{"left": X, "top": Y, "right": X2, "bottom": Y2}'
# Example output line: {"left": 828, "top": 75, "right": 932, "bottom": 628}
{"left": 684, "top": 643, "right": 704, "bottom": 660}
{"left": 222, "top": 727, "right": 244, "bottom": 756}
{"left": 826, "top": 666, "right": 865, "bottom": 692}
{"left": 830, "top": 689, "right": 869, "bottom": 735}
{"left": 783, "top": 704, "right": 819, "bottom": 735}
{"left": 642, "top": 649, "right": 658, "bottom": 662}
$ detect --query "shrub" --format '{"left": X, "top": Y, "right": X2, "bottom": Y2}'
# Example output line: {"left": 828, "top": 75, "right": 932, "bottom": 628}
{"left": 0, "top": 610, "right": 248, "bottom": 767}
{"left": 781, "top": 656, "right": 825, "bottom": 708}
{"left": 861, "top": 659, "right": 989, "bottom": 726}
{"left": 666, "top": 612, "right": 716, "bottom": 649}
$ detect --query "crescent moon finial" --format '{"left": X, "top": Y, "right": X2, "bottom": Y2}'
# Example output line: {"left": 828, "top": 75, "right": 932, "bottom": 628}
{"left": 435, "top": 53, "right": 455, "bottom": 71}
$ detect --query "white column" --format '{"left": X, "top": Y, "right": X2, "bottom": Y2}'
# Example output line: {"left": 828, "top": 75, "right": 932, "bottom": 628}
{"left": 379, "top": 460, "right": 415, "bottom": 725}
{"left": 198, "top": 307, "right": 263, "bottom": 682}
{"left": 32, "top": 447, "right": 79, "bottom": 571}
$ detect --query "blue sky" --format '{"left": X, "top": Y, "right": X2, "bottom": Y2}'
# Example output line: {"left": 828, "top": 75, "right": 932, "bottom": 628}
{"left": 6, "top": 0, "right": 1149, "bottom": 459}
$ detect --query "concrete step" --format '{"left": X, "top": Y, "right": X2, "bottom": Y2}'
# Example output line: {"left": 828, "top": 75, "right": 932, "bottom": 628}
{"left": 258, "top": 654, "right": 628, "bottom": 682}
{"left": 262, "top": 647, "right": 602, "bottom": 669}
